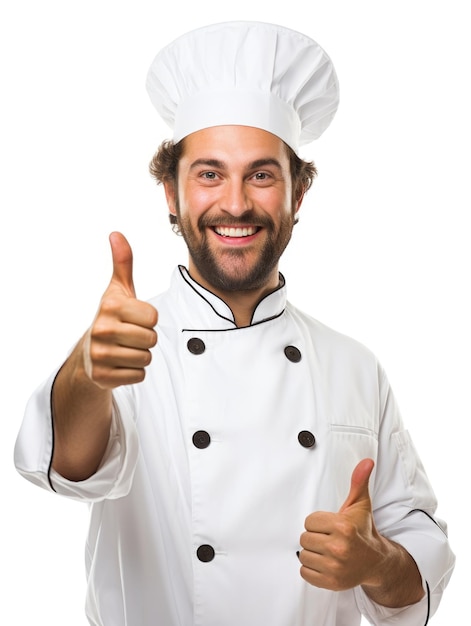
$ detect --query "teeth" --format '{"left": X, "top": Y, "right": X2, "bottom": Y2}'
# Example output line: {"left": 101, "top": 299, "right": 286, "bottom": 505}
{"left": 214, "top": 226, "right": 257, "bottom": 237}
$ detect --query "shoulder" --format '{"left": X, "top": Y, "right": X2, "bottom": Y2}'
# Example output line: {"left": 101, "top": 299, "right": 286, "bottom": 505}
{"left": 285, "top": 301, "right": 381, "bottom": 371}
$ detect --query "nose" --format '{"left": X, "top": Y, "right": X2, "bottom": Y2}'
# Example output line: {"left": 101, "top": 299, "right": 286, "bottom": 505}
{"left": 220, "top": 179, "right": 253, "bottom": 216}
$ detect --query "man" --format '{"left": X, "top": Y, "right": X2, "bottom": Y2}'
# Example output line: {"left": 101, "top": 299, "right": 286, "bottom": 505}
{"left": 14, "top": 21, "right": 454, "bottom": 625}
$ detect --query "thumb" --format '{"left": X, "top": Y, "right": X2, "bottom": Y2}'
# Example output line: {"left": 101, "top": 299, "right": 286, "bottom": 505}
{"left": 109, "top": 231, "right": 136, "bottom": 297}
{"left": 339, "top": 458, "right": 374, "bottom": 513}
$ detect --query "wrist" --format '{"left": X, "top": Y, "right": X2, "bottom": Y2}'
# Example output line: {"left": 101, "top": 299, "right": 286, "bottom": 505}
{"left": 361, "top": 538, "right": 425, "bottom": 608}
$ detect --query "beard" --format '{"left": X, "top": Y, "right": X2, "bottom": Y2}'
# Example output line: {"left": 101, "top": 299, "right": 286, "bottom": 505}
{"left": 176, "top": 205, "right": 296, "bottom": 293}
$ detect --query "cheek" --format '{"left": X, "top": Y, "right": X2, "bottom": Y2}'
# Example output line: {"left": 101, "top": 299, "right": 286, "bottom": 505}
{"left": 178, "top": 186, "right": 215, "bottom": 219}
{"left": 265, "top": 191, "right": 294, "bottom": 221}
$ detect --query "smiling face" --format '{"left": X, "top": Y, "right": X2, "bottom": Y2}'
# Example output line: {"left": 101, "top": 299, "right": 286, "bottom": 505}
{"left": 164, "top": 125, "right": 303, "bottom": 295}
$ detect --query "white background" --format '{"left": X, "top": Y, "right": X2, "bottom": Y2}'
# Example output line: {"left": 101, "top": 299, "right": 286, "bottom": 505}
{"left": 1, "top": 1, "right": 469, "bottom": 623}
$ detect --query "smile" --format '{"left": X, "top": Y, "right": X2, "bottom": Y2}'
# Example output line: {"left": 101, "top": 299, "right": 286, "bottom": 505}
{"left": 213, "top": 226, "right": 259, "bottom": 238}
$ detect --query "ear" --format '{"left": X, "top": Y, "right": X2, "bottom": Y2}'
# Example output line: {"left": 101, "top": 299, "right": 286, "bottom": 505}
{"left": 163, "top": 181, "right": 177, "bottom": 215}
{"left": 294, "top": 188, "right": 306, "bottom": 215}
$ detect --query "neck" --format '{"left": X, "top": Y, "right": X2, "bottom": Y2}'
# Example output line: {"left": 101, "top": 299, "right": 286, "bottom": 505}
{"left": 222, "top": 287, "right": 276, "bottom": 327}
{"left": 188, "top": 264, "right": 281, "bottom": 328}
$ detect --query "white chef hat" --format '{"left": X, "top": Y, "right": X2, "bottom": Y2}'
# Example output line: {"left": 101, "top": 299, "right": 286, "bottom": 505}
{"left": 146, "top": 21, "right": 339, "bottom": 152}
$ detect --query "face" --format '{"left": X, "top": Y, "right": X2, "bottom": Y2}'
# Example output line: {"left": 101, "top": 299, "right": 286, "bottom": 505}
{"left": 164, "top": 125, "right": 302, "bottom": 294}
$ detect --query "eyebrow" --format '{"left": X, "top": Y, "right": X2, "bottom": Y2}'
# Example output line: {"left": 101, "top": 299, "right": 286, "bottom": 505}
{"left": 189, "top": 158, "right": 225, "bottom": 170}
{"left": 189, "top": 157, "right": 283, "bottom": 172}
{"left": 249, "top": 158, "right": 283, "bottom": 171}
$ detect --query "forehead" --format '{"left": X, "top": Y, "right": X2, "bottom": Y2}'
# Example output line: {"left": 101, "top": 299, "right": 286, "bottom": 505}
{"left": 180, "top": 125, "right": 290, "bottom": 166}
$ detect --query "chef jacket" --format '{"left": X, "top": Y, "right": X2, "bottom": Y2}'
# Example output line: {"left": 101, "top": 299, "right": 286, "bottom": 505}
{"left": 14, "top": 266, "right": 455, "bottom": 626}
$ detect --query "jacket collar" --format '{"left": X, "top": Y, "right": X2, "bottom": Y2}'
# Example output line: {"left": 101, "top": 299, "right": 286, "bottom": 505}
{"left": 174, "top": 266, "right": 287, "bottom": 328}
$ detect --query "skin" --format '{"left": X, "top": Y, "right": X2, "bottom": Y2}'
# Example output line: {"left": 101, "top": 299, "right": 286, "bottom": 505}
{"left": 163, "top": 125, "right": 303, "bottom": 327}
{"left": 51, "top": 124, "right": 424, "bottom": 610}
{"left": 299, "top": 458, "right": 424, "bottom": 607}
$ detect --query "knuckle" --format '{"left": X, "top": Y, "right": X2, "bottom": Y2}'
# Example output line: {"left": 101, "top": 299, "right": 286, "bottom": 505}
{"left": 91, "top": 319, "right": 117, "bottom": 343}
{"left": 136, "top": 350, "right": 151, "bottom": 368}
{"left": 330, "top": 541, "right": 350, "bottom": 569}
{"left": 148, "top": 329, "right": 158, "bottom": 348}
{"left": 335, "top": 518, "right": 353, "bottom": 537}
{"left": 299, "top": 565, "right": 309, "bottom": 582}
{"left": 146, "top": 305, "right": 159, "bottom": 327}
{"left": 304, "top": 512, "right": 319, "bottom": 531}
{"left": 131, "top": 368, "right": 146, "bottom": 384}
{"left": 89, "top": 341, "right": 112, "bottom": 364}
{"left": 330, "top": 538, "right": 349, "bottom": 561}
{"left": 89, "top": 365, "right": 113, "bottom": 388}
{"left": 99, "top": 295, "right": 122, "bottom": 316}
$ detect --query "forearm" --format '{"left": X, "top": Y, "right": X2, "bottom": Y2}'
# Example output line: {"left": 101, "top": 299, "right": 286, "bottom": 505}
{"left": 361, "top": 536, "right": 425, "bottom": 608}
{"left": 51, "top": 334, "right": 113, "bottom": 482}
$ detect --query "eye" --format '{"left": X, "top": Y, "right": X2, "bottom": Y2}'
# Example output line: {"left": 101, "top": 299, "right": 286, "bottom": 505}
{"left": 250, "top": 171, "right": 274, "bottom": 185}
{"left": 201, "top": 171, "right": 217, "bottom": 180}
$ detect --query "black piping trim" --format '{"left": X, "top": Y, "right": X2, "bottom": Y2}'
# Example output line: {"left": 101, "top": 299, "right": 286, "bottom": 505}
{"left": 424, "top": 581, "right": 430, "bottom": 625}
{"left": 249, "top": 272, "right": 286, "bottom": 325}
{"left": 178, "top": 266, "right": 235, "bottom": 326}
{"left": 182, "top": 308, "right": 285, "bottom": 333}
{"left": 406, "top": 511, "right": 433, "bottom": 625}
{"left": 178, "top": 265, "right": 286, "bottom": 328}
{"left": 408, "top": 508, "right": 449, "bottom": 537}
{"left": 46, "top": 369, "right": 61, "bottom": 492}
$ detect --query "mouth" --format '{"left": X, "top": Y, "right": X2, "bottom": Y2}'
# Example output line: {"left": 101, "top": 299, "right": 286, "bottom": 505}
{"left": 212, "top": 225, "right": 260, "bottom": 238}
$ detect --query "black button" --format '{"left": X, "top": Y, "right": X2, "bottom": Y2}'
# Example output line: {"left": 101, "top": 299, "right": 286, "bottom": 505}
{"left": 298, "top": 430, "right": 316, "bottom": 448}
{"left": 192, "top": 430, "right": 211, "bottom": 449}
{"left": 187, "top": 338, "right": 206, "bottom": 355}
{"left": 284, "top": 345, "right": 302, "bottom": 362}
{"left": 197, "top": 544, "right": 215, "bottom": 562}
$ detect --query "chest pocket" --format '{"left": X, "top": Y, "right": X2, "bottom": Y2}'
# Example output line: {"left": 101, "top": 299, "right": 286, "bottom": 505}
{"left": 314, "top": 423, "right": 379, "bottom": 511}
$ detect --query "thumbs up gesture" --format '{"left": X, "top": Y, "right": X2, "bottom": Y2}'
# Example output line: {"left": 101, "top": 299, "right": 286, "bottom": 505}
{"left": 83, "top": 232, "right": 158, "bottom": 389}
{"left": 299, "top": 458, "right": 385, "bottom": 591}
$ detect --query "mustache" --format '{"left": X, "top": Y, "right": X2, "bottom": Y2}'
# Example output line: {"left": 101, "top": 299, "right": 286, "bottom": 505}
{"left": 197, "top": 211, "right": 275, "bottom": 230}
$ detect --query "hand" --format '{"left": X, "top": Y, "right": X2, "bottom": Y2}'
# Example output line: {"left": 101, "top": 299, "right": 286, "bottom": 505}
{"left": 299, "top": 458, "right": 386, "bottom": 591}
{"left": 83, "top": 232, "right": 158, "bottom": 389}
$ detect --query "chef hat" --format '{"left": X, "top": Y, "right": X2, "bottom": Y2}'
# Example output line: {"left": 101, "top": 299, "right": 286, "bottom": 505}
{"left": 146, "top": 21, "right": 339, "bottom": 152}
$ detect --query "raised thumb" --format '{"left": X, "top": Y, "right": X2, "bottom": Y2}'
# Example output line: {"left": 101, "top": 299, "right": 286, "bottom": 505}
{"left": 109, "top": 231, "right": 135, "bottom": 297}
{"left": 339, "top": 458, "right": 374, "bottom": 513}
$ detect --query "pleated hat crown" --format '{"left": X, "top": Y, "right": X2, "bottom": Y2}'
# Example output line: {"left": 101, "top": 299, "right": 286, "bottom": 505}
{"left": 146, "top": 21, "right": 339, "bottom": 152}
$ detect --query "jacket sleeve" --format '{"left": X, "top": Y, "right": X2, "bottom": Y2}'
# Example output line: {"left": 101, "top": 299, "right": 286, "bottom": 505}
{"left": 14, "top": 369, "right": 140, "bottom": 502}
{"left": 353, "top": 368, "right": 455, "bottom": 625}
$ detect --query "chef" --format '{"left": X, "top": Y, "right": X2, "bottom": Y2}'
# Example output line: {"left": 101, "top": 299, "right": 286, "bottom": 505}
{"left": 14, "top": 21, "right": 455, "bottom": 626}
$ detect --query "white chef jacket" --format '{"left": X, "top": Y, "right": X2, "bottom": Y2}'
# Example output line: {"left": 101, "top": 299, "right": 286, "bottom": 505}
{"left": 14, "top": 266, "right": 455, "bottom": 626}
